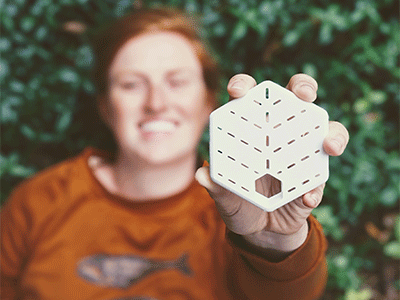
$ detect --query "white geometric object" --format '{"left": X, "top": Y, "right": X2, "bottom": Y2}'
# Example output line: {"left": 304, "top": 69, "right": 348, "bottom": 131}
{"left": 209, "top": 80, "right": 329, "bottom": 212}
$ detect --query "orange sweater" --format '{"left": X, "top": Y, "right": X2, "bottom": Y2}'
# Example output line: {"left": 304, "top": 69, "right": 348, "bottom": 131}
{"left": 1, "top": 148, "right": 327, "bottom": 300}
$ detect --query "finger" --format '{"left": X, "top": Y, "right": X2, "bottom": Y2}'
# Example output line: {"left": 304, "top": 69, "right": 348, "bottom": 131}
{"left": 195, "top": 166, "right": 226, "bottom": 196}
{"left": 227, "top": 74, "right": 257, "bottom": 100}
{"left": 324, "top": 121, "right": 350, "bottom": 156}
{"left": 286, "top": 73, "right": 318, "bottom": 102}
{"left": 195, "top": 166, "right": 239, "bottom": 217}
{"left": 302, "top": 183, "right": 325, "bottom": 208}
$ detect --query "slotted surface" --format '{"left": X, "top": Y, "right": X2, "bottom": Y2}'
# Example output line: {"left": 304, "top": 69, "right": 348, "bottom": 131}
{"left": 209, "top": 81, "right": 329, "bottom": 211}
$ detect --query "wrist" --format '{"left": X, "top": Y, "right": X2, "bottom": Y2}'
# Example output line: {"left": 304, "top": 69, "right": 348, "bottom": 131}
{"left": 242, "top": 221, "right": 309, "bottom": 258}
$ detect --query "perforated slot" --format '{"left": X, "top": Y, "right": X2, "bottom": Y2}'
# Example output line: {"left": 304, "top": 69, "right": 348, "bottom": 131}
{"left": 302, "top": 179, "right": 310, "bottom": 185}
{"left": 241, "top": 116, "right": 248, "bottom": 121}
{"left": 273, "top": 99, "right": 282, "bottom": 105}
{"left": 240, "top": 139, "right": 249, "bottom": 145}
{"left": 315, "top": 149, "right": 321, "bottom": 154}
{"left": 287, "top": 163, "right": 296, "bottom": 169}
{"left": 254, "top": 147, "right": 262, "bottom": 153}
{"left": 288, "top": 139, "right": 295, "bottom": 145}
{"left": 301, "top": 155, "right": 310, "bottom": 161}
{"left": 254, "top": 100, "right": 262, "bottom": 105}
{"left": 273, "top": 123, "right": 282, "bottom": 129}
{"left": 266, "top": 136, "right": 269, "bottom": 146}
{"left": 228, "top": 156, "right": 236, "bottom": 161}
{"left": 301, "top": 131, "right": 309, "bottom": 137}
{"left": 255, "top": 174, "right": 282, "bottom": 198}
{"left": 274, "top": 147, "right": 282, "bottom": 153}
{"left": 230, "top": 110, "right": 235, "bottom": 114}
{"left": 241, "top": 186, "right": 249, "bottom": 192}
{"left": 228, "top": 179, "right": 236, "bottom": 184}
{"left": 227, "top": 132, "right": 235, "bottom": 138}
{"left": 266, "top": 112, "right": 270, "bottom": 122}
{"left": 265, "top": 88, "right": 269, "bottom": 99}
{"left": 266, "top": 159, "right": 270, "bottom": 169}
{"left": 241, "top": 163, "right": 249, "bottom": 168}
{"left": 288, "top": 187, "right": 296, "bottom": 193}
{"left": 254, "top": 123, "right": 262, "bottom": 129}
{"left": 287, "top": 115, "right": 295, "bottom": 121}
{"left": 217, "top": 150, "right": 223, "bottom": 154}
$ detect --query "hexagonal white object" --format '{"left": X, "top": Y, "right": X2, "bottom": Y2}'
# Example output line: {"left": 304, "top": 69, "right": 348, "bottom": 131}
{"left": 209, "top": 80, "right": 329, "bottom": 211}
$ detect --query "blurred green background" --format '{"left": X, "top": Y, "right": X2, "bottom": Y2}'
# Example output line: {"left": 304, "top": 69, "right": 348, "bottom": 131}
{"left": 1, "top": 0, "right": 399, "bottom": 299}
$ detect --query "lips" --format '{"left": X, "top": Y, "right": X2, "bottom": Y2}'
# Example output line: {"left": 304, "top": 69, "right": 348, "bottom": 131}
{"left": 140, "top": 120, "right": 178, "bottom": 133}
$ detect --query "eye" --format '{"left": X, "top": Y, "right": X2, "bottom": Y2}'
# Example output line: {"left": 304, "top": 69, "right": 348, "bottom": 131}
{"left": 120, "top": 79, "right": 144, "bottom": 90}
{"left": 168, "top": 77, "right": 190, "bottom": 89}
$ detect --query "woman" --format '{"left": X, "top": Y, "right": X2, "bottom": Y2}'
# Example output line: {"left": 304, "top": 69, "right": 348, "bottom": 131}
{"left": 1, "top": 7, "right": 349, "bottom": 300}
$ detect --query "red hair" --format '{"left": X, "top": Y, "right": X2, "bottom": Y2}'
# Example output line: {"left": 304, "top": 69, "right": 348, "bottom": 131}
{"left": 92, "top": 7, "right": 220, "bottom": 107}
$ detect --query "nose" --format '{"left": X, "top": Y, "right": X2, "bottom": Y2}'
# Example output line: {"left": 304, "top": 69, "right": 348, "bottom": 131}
{"left": 144, "top": 85, "right": 167, "bottom": 115}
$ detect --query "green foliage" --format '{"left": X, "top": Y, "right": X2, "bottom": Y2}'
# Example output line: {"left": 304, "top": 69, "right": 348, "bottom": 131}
{"left": 2, "top": 0, "right": 399, "bottom": 297}
{"left": 384, "top": 216, "right": 400, "bottom": 259}
{"left": 326, "top": 244, "right": 374, "bottom": 292}
{"left": 344, "top": 288, "right": 373, "bottom": 300}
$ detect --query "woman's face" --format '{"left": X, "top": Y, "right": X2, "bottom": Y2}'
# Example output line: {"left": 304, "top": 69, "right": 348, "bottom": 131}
{"left": 101, "top": 31, "right": 213, "bottom": 165}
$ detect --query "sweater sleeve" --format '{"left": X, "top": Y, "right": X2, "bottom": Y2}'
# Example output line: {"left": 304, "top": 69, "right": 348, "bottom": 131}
{"left": 225, "top": 215, "right": 328, "bottom": 300}
{"left": 1, "top": 184, "right": 32, "bottom": 300}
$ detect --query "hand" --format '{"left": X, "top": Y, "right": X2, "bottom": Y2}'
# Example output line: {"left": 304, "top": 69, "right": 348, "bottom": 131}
{"left": 196, "top": 74, "right": 349, "bottom": 252}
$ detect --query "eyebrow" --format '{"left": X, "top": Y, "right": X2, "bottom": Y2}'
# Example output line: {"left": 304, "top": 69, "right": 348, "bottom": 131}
{"left": 167, "top": 69, "right": 200, "bottom": 76}
{"left": 110, "top": 68, "right": 201, "bottom": 81}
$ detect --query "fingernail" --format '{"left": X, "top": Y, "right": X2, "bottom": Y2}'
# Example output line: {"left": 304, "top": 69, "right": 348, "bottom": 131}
{"left": 300, "top": 83, "right": 315, "bottom": 91}
{"left": 230, "top": 81, "right": 243, "bottom": 90}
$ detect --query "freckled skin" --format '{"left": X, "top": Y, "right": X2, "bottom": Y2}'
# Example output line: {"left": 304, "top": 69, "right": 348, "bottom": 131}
{"left": 101, "top": 32, "right": 212, "bottom": 166}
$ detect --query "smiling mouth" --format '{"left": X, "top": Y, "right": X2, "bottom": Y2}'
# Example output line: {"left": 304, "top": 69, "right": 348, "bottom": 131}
{"left": 140, "top": 120, "right": 178, "bottom": 133}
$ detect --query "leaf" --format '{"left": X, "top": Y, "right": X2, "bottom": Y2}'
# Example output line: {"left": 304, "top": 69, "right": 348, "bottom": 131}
{"left": 20, "top": 124, "right": 36, "bottom": 140}
{"left": 0, "top": 37, "right": 11, "bottom": 51}
{"left": 367, "top": 90, "right": 387, "bottom": 104}
{"left": 319, "top": 23, "right": 333, "bottom": 44}
{"left": 379, "top": 187, "right": 398, "bottom": 207}
{"left": 56, "top": 110, "right": 72, "bottom": 132}
{"left": 0, "top": 59, "right": 9, "bottom": 80}
{"left": 58, "top": 68, "right": 79, "bottom": 83}
{"left": 20, "top": 16, "right": 35, "bottom": 32}
{"left": 345, "top": 288, "right": 373, "bottom": 300}
{"left": 228, "top": 20, "right": 248, "bottom": 48}
{"left": 283, "top": 30, "right": 300, "bottom": 47}
{"left": 394, "top": 216, "right": 400, "bottom": 242}
{"left": 384, "top": 241, "right": 400, "bottom": 259}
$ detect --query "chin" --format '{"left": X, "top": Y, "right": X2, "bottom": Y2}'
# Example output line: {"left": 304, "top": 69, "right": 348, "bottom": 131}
{"left": 139, "top": 148, "right": 195, "bottom": 166}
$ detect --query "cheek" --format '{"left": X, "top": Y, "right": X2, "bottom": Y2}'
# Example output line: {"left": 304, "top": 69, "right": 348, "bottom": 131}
{"left": 178, "top": 86, "right": 211, "bottom": 120}
{"left": 108, "top": 91, "right": 142, "bottom": 117}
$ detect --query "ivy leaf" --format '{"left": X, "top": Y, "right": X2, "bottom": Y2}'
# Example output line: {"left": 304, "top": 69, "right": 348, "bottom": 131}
{"left": 228, "top": 20, "right": 247, "bottom": 48}
{"left": 384, "top": 241, "right": 400, "bottom": 259}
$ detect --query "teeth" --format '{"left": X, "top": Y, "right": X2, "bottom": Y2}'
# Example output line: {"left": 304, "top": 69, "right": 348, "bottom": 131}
{"left": 141, "top": 120, "right": 176, "bottom": 133}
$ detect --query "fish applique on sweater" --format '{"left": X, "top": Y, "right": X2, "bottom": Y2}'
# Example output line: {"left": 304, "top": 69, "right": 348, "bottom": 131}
{"left": 77, "top": 253, "right": 192, "bottom": 288}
